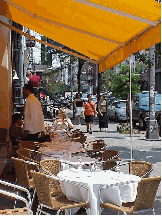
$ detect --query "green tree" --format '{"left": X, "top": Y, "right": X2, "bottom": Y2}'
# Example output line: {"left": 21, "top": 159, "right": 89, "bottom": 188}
{"left": 42, "top": 68, "right": 69, "bottom": 95}
{"left": 101, "top": 69, "right": 115, "bottom": 92}
{"left": 102, "top": 63, "right": 141, "bottom": 99}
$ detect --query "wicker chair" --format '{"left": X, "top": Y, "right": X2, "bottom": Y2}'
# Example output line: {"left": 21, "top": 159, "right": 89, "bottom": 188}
{"left": 68, "top": 129, "right": 87, "bottom": 144}
{"left": 100, "top": 176, "right": 161, "bottom": 215}
{"left": 0, "top": 179, "right": 32, "bottom": 215}
{"left": 17, "top": 148, "right": 42, "bottom": 163}
{"left": 11, "top": 157, "right": 37, "bottom": 208}
{"left": 31, "top": 170, "right": 90, "bottom": 215}
{"left": 40, "top": 159, "right": 62, "bottom": 196}
{"left": 101, "top": 149, "right": 121, "bottom": 170}
{"left": 16, "top": 149, "right": 42, "bottom": 177}
{"left": 87, "top": 139, "right": 106, "bottom": 158}
{"left": 129, "top": 161, "right": 153, "bottom": 178}
{"left": 19, "top": 140, "right": 37, "bottom": 150}
{"left": 0, "top": 207, "right": 31, "bottom": 215}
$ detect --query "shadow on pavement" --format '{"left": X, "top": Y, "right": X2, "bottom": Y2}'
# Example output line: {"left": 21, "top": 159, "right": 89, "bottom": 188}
{"left": 105, "top": 146, "right": 161, "bottom": 164}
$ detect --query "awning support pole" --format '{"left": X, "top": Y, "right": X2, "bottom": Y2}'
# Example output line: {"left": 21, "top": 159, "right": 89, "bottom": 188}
{"left": 97, "top": 64, "right": 101, "bottom": 105}
{"left": 129, "top": 44, "right": 133, "bottom": 161}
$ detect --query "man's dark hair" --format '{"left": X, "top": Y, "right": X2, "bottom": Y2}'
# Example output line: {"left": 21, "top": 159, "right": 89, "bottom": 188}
{"left": 76, "top": 92, "right": 82, "bottom": 98}
{"left": 24, "top": 83, "right": 34, "bottom": 93}
{"left": 101, "top": 94, "right": 105, "bottom": 100}
{"left": 12, "top": 113, "right": 22, "bottom": 125}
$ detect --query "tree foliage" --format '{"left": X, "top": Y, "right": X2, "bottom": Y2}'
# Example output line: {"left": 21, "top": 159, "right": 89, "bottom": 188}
{"left": 102, "top": 63, "right": 141, "bottom": 99}
{"left": 42, "top": 68, "right": 69, "bottom": 95}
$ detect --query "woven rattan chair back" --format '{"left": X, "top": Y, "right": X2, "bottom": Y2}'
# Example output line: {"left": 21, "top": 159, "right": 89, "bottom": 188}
{"left": 31, "top": 171, "right": 53, "bottom": 208}
{"left": 40, "top": 159, "right": 62, "bottom": 194}
{"left": 92, "top": 142, "right": 106, "bottom": 151}
{"left": 129, "top": 161, "right": 153, "bottom": 178}
{"left": 19, "top": 141, "right": 36, "bottom": 150}
{"left": 31, "top": 170, "right": 90, "bottom": 214}
{"left": 102, "top": 149, "right": 119, "bottom": 161}
{"left": 16, "top": 149, "right": 40, "bottom": 177}
{"left": 102, "top": 160, "right": 118, "bottom": 170}
{"left": 133, "top": 176, "right": 161, "bottom": 212}
{"left": 0, "top": 207, "right": 31, "bottom": 215}
{"left": 102, "top": 150, "right": 119, "bottom": 170}
{"left": 100, "top": 176, "right": 161, "bottom": 215}
{"left": 69, "top": 129, "right": 87, "bottom": 144}
{"left": 0, "top": 207, "right": 27, "bottom": 215}
{"left": 17, "top": 148, "right": 41, "bottom": 163}
{"left": 11, "top": 157, "right": 31, "bottom": 188}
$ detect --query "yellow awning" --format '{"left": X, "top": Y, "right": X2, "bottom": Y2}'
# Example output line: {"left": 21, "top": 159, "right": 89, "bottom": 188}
{"left": 0, "top": 0, "right": 161, "bottom": 72}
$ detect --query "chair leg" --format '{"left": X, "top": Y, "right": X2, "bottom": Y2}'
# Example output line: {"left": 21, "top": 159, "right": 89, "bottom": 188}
{"left": 26, "top": 203, "right": 31, "bottom": 215}
{"left": 152, "top": 208, "right": 155, "bottom": 215}
{"left": 57, "top": 209, "right": 61, "bottom": 215}
{"left": 14, "top": 189, "right": 19, "bottom": 209}
{"left": 36, "top": 205, "right": 41, "bottom": 215}
{"left": 31, "top": 189, "right": 38, "bottom": 212}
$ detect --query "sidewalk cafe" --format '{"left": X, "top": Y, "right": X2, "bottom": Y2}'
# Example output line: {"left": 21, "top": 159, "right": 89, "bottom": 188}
{"left": 0, "top": 0, "right": 161, "bottom": 215}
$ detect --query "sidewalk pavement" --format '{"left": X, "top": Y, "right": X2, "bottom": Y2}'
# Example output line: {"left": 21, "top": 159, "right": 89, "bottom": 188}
{"left": 66, "top": 108, "right": 161, "bottom": 215}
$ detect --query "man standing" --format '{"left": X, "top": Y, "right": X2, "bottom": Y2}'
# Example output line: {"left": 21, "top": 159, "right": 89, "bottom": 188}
{"left": 29, "top": 71, "right": 40, "bottom": 87}
{"left": 29, "top": 71, "right": 41, "bottom": 98}
{"left": 23, "top": 84, "right": 45, "bottom": 141}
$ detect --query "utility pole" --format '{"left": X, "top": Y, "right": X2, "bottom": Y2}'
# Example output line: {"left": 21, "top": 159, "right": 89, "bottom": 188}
{"left": 146, "top": 45, "right": 159, "bottom": 140}
{"left": 69, "top": 56, "right": 75, "bottom": 119}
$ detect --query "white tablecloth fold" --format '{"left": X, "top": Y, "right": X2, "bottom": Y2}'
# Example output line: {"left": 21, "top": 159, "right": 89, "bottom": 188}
{"left": 58, "top": 169, "right": 141, "bottom": 215}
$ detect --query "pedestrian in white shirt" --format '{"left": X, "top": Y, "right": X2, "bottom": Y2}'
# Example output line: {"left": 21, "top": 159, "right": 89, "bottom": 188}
{"left": 23, "top": 84, "right": 45, "bottom": 141}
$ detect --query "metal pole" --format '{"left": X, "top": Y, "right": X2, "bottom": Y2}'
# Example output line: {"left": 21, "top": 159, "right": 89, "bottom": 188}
{"left": 70, "top": 57, "right": 75, "bottom": 119}
{"left": 97, "top": 64, "right": 101, "bottom": 105}
{"left": 129, "top": 54, "right": 133, "bottom": 161}
{"left": 20, "top": 28, "right": 24, "bottom": 104}
{"left": 146, "top": 45, "right": 159, "bottom": 140}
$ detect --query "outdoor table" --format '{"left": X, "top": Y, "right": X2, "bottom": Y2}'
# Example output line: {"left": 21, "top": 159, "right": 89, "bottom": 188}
{"left": 39, "top": 141, "right": 85, "bottom": 156}
{"left": 59, "top": 155, "right": 98, "bottom": 170}
{"left": 57, "top": 168, "right": 141, "bottom": 215}
{"left": 41, "top": 153, "right": 98, "bottom": 170}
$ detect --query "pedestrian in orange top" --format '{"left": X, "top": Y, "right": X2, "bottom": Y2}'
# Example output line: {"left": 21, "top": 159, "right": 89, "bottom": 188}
{"left": 83, "top": 94, "right": 96, "bottom": 134}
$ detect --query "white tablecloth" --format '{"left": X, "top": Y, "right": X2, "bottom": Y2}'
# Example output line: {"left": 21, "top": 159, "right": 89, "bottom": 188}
{"left": 57, "top": 168, "right": 141, "bottom": 215}
{"left": 59, "top": 155, "right": 98, "bottom": 170}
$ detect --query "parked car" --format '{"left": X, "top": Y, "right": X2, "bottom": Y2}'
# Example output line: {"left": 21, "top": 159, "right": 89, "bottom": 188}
{"left": 132, "top": 92, "right": 161, "bottom": 129}
{"left": 106, "top": 97, "right": 119, "bottom": 106}
{"left": 81, "top": 93, "right": 88, "bottom": 102}
{"left": 108, "top": 100, "right": 126, "bottom": 121}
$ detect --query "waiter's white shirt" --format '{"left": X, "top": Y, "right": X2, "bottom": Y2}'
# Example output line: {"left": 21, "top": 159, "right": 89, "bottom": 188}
{"left": 24, "top": 94, "right": 44, "bottom": 134}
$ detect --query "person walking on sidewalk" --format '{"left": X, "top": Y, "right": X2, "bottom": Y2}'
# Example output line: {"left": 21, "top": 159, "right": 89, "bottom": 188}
{"left": 83, "top": 94, "right": 96, "bottom": 134}
{"left": 98, "top": 95, "right": 108, "bottom": 132}
{"left": 74, "top": 92, "right": 84, "bottom": 125}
